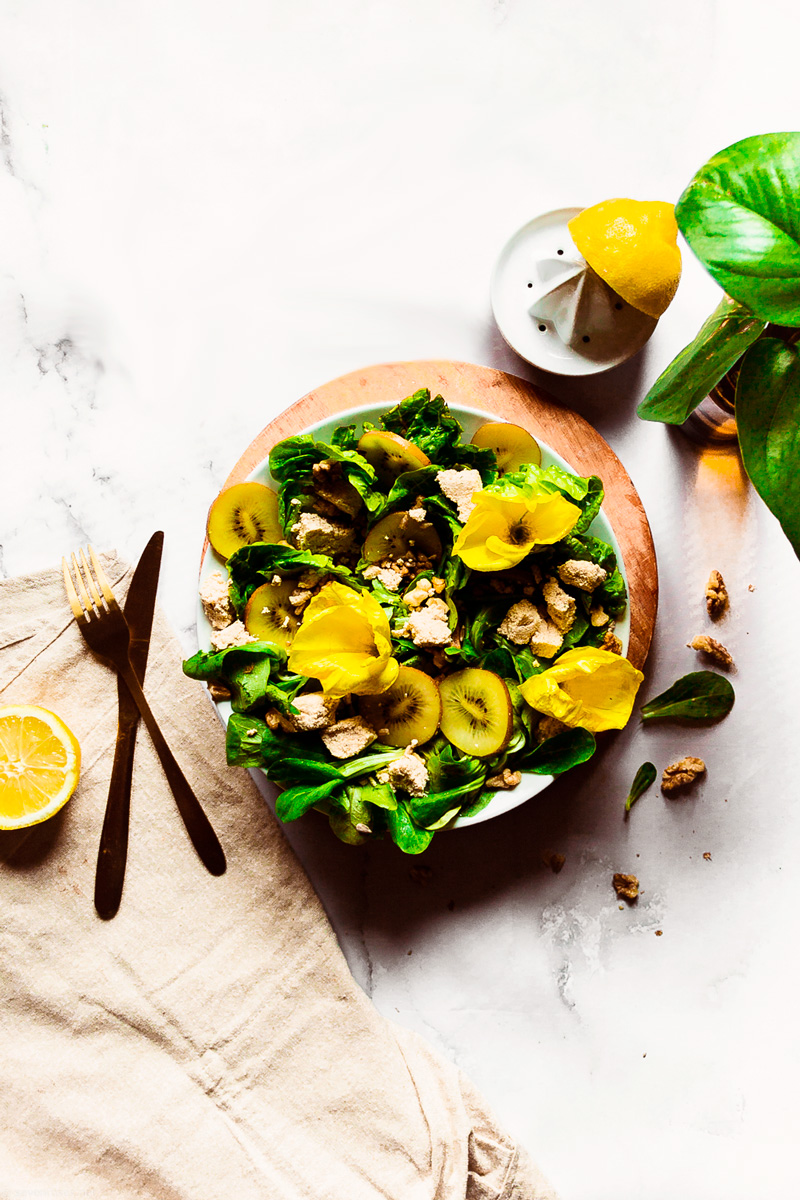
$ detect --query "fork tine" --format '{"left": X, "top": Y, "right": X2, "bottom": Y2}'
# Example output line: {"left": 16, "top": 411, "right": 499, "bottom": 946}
{"left": 89, "top": 545, "right": 120, "bottom": 611}
{"left": 71, "top": 552, "right": 95, "bottom": 613}
{"left": 79, "top": 548, "right": 103, "bottom": 608}
{"left": 62, "top": 557, "right": 87, "bottom": 622}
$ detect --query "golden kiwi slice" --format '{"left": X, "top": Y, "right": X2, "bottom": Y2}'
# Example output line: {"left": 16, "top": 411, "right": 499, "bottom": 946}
{"left": 471, "top": 422, "right": 541, "bottom": 473}
{"left": 243, "top": 582, "right": 298, "bottom": 650}
{"left": 363, "top": 512, "right": 443, "bottom": 565}
{"left": 357, "top": 430, "right": 430, "bottom": 488}
{"left": 359, "top": 665, "right": 441, "bottom": 748}
{"left": 439, "top": 668, "right": 513, "bottom": 757}
{"left": 207, "top": 482, "right": 284, "bottom": 560}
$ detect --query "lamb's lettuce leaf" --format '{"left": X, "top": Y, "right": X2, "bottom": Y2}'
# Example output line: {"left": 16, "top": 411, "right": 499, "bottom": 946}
{"left": 183, "top": 643, "right": 304, "bottom": 714}
{"left": 381, "top": 388, "right": 497, "bottom": 476}
{"left": 226, "top": 543, "right": 357, "bottom": 611}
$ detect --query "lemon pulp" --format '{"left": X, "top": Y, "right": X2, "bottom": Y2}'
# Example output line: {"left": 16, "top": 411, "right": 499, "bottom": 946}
{"left": 0, "top": 705, "right": 81, "bottom": 829}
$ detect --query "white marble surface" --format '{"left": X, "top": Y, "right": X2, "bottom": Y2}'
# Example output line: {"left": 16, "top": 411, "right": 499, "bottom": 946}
{"left": 3, "top": 3, "right": 800, "bottom": 1196}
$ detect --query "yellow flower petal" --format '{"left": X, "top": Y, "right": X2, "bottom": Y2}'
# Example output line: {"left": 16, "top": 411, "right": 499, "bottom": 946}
{"left": 519, "top": 648, "right": 643, "bottom": 732}
{"left": 288, "top": 581, "right": 399, "bottom": 697}
{"left": 453, "top": 489, "right": 581, "bottom": 572}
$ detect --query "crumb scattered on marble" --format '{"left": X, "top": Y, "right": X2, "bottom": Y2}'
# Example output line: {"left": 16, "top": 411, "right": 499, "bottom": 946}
{"left": 703, "top": 852, "right": 712, "bottom": 861}
{"left": 655, "top": 930, "right": 663, "bottom": 936}
{"left": 688, "top": 634, "right": 734, "bottom": 669}
{"left": 542, "top": 849, "right": 566, "bottom": 874}
{"left": 613, "top": 872, "right": 639, "bottom": 901}
{"left": 662, "top": 756, "right": 706, "bottom": 794}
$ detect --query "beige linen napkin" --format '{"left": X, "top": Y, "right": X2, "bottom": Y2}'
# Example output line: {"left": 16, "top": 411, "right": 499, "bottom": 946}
{"left": 0, "top": 554, "right": 559, "bottom": 1200}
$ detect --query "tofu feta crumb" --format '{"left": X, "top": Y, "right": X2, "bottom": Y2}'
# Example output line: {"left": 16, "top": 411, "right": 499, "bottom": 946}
{"left": 363, "top": 564, "right": 404, "bottom": 591}
{"left": 402, "top": 604, "right": 452, "bottom": 647}
{"left": 320, "top": 716, "right": 377, "bottom": 759}
{"left": 542, "top": 577, "right": 576, "bottom": 633}
{"left": 199, "top": 571, "right": 235, "bottom": 631}
{"left": 386, "top": 747, "right": 429, "bottom": 797}
{"left": 285, "top": 693, "right": 339, "bottom": 732}
{"left": 557, "top": 559, "right": 608, "bottom": 592}
{"left": 209, "top": 620, "right": 257, "bottom": 651}
{"left": 529, "top": 616, "right": 563, "bottom": 659}
{"left": 498, "top": 600, "right": 541, "bottom": 645}
{"left": 436, "top": 468, "right": 483, "bottom": 523}
{"left": 291, "top": 512, "right": 355, "bottom": 556}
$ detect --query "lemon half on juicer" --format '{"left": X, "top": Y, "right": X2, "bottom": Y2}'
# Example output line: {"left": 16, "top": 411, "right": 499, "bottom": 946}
{"left": 568, "top": 199, "right": 682, "bottom": 320}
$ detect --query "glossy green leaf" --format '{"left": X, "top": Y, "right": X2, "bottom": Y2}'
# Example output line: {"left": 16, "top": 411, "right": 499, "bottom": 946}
{"left": 624, "top": 762, "right": 657, "bottom": 813}
{"left": 638, "top": 295, "right": 766, "bottom": 424}
{"left": 736, "top": 338, "right": 800, "bottom": 555}
{"left": 640, "top": 671, "right": 734, "bottom": 723}
{"left": 676, "top": 132, "right": 800, "bottom": 324}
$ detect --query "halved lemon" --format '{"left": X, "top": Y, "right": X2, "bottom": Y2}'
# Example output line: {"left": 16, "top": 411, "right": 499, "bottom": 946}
{"left": 568, "top": 198, "right": 681, "bottom": 319}
{"left": 0, "top": 705, "right": 81, "bottom": 830}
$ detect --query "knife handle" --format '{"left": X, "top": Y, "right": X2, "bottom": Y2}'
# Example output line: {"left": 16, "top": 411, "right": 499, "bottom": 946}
{"left": 94, "top": 698, "right": 137, "bottom": 920}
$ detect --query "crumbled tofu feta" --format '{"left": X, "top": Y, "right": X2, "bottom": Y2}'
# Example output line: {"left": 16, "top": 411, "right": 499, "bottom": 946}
{"left": 209, "top": 620, "right": 256, "bottom": 651}
{"left": 530, "top": 617, "right": 563, "bottom": 659}
{"left": 590, "top": 605, "right": 610, "bottom": 627}
{"left": 407, "top": 506, "right": 427, "bottom": 522}
{"left": 542, "top": 577, "right": 576, "bottom": 633}
{"left": 386, "top": 747, "right": 429, "bottom": 797}
{"left": 485, "top": 768, "right": 522, "bottom": 789}
{"left": 289, "top": 587, "right": 314, "bottom": 608}
{"left": 402, "top": 605, "right": 452, "bottom": 647}
{"left": 498, "top": 599, "right": 541, "bottom": 645}
{"left": 436, "top": 468, "right": 483, "bottom": 523}
{"left": 557, "top": 559, "right": 608, "bottom": 592}
{"left": 321, "top": 716, "right": 377, "bottom": 759}
{"left": 291, "top": 512, "right": 355, "bottom": 556}
{"left": 311, "top": 459, "right": 363, "bottom": 518}
{"left": 285, "top": 692, "right": 339, "bottom": 732}
{"left": 199, "top": 571, "right": 235, "bottom": 631}
{"left": 363, "top": 564, "right": 404, "bottom": 591}
{"left": 271, "top": 574, "right": 283, "bottom": 585}
{"left": 431, "top": 577, "right": 445, "bottom": 593}
{"left": 207, "top": 682, "right": 232, "bottom": 702}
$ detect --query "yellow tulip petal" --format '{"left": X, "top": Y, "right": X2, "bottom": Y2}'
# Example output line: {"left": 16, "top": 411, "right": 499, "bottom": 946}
{"left": 454, "top": 488, "right": 581, "bottom": 572}
{"left": 288, "top": 581, "right": 398, "bottom": 697}
{"left": 519, "top": 648, "right": 643, "bottom": 733}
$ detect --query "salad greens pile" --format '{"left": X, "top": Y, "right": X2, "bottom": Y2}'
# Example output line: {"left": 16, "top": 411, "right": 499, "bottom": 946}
{"left": 184, "top": 390, "right": 629, "bottom": 853}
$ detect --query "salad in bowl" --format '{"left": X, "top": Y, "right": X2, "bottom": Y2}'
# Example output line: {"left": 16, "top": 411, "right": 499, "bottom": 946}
{"left": 185, "top": 389, "right": 643, "bottom": 854}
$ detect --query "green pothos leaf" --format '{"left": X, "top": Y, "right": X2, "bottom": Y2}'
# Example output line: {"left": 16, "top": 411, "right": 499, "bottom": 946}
{"left": 736, "top": 338, "right": 800, "bottom": 556}
{"left": 638, "top": 294, "right": 766, "bottom": 425}
{"left": 676, "top": 132, "right": 800, "bottom": 324}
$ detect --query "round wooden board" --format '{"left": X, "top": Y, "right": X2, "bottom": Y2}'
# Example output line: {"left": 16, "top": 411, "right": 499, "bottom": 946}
{"left": 217, "top": 360, "right": 658, "bottom": 671}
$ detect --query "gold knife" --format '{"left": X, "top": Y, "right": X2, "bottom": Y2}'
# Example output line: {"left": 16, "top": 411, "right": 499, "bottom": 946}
{"left": 94, "top": 532, "right": 164, "bottom": 919}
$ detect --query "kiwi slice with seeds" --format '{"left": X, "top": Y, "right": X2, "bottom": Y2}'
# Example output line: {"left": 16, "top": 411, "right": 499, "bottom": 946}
{"left": 439, "top": 668, "right": 513, "bottom": 757}
{"left": 359, "top": 665, "right": 441, "bottom": 748}
{"left": 207, "top": 482, "right": 284, "bottom": 560}
{"left": 243, "top": 582, "right": 299, "bottom": 650}
{"left": 357, "top": 430, "right": 430, "bottom": 489}
{"left": 363, "top": 512, "right": 443, "bottom": 565}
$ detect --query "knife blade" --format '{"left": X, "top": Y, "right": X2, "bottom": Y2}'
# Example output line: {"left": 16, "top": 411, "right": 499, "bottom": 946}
{"left": 94, "top": 531, "right": 164, "bottom": 919}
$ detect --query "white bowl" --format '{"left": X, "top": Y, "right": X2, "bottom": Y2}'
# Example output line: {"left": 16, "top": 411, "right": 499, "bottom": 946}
{"left": 197, "top": 401, "right": 629, "bottom": 828}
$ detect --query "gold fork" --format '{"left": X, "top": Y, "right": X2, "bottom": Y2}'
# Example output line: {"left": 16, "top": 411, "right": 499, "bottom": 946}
{"left": 63, "top": 548, "right": 226, "bottom": 877}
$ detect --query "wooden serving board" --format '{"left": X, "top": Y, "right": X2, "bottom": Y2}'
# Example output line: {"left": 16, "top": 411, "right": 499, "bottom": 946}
{"left": 218, "top": 360, "right": 658, "bottom": 671}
